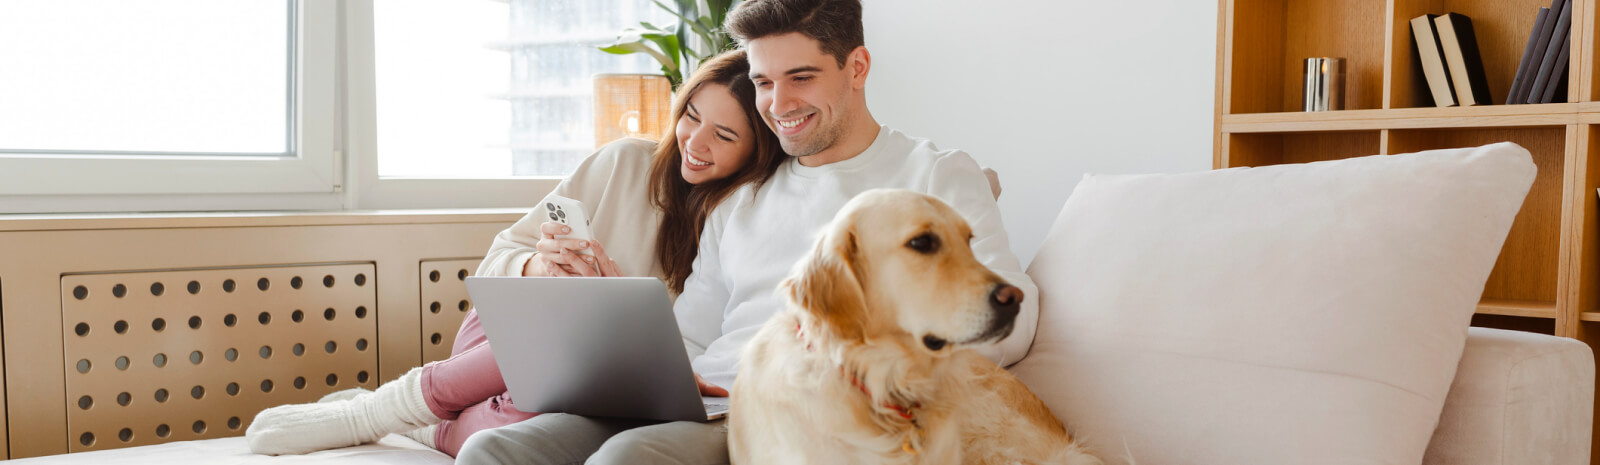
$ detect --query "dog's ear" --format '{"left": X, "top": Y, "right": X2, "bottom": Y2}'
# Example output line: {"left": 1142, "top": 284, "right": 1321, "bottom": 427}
{"left": 780, "top": 223, "right": 868, "bottom": 342}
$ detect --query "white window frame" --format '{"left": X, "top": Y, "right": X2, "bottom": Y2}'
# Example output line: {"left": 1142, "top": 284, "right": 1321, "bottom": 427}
{"left": 0, "top": 0, "right": 564, "bottom": 214}
{"left": 0, "top": 1, "right": 344, "bottom": 214}
{"left": 341, "top": 0, "right": 558, "bottom": 211}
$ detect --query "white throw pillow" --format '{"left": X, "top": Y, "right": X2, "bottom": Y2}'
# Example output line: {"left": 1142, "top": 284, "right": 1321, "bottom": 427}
{"left": 1012, "top": 142, "right": 1535, "bottom": 465}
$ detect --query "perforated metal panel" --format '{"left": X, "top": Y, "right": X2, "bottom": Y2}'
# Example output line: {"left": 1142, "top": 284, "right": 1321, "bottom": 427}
{"left": 60, "top": 264, "right": 379, "bottom": 452}
{"left": 420, "top": 259, "right": 480, "bottom": 364}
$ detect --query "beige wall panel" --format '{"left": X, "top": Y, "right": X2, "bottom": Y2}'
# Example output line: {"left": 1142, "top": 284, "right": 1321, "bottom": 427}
{"left": 61, "top": 264, "right": 378, "bottom": 452}
{"left": 420, "top": 259, "right": 481, "bottom": 364}
{"left": 0, "top": 211, "right": 520, "bottom": 459}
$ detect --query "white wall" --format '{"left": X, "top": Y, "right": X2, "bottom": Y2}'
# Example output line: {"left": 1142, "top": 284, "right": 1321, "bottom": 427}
{"left": 862, "top": 0, "right": 1218, "bottom": 266}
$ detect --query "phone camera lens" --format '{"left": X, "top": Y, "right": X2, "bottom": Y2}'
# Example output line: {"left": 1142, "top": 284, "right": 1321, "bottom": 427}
{"left": 557, "top": 210, "right": 566, "bottom": 219}
{"left": 546, "top": 203, "right": 554, "bottom": 211}
{"left": 549, "top": 212, "right": 558, "bottom": 221}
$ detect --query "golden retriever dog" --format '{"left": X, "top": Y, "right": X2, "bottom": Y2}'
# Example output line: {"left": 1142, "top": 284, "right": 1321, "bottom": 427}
{"left": 729, "top": 189, "right": 1101, "bottom": 465}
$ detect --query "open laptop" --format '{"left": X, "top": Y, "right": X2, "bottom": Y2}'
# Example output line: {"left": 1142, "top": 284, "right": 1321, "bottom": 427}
{"left": 465, "top": 276, "right": 729, "bottom": 422}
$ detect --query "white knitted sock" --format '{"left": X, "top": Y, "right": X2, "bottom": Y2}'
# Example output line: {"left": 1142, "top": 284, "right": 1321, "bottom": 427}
{"left": 399, "top": 424, "right": 438, "bottom": 449}
{"left": 318, "top": 387, "right": 372, "bottom": 403}
{"left": 246, "top": 367, "right": 442, "bottom": 455}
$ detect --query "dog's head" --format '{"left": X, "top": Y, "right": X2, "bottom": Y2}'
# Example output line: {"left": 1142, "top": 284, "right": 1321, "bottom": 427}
{"left": 781, "top": 189, "right": 1022, "bottom": 355}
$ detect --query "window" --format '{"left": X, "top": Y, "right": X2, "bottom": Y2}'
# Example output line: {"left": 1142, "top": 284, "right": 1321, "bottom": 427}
{"left": 0, "top": 0, "right": 338, "bottom": 204}
{"left": 0, "top": 0, "right": 671, "bottom": 213}
{"left": 371, "top": 0, "right": 671, "bottom": 179}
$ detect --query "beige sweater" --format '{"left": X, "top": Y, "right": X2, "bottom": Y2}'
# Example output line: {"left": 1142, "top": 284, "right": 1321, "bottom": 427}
{"left": 477, "top": 138, "right": 666, "bottom": 282}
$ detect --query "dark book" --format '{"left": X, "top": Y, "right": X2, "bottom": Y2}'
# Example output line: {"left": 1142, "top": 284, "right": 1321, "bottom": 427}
{"left": 1411, "top": 14, "right": 1455, "bottom": 107}
{"left": 1539, "top": 28, "right": 1571, "bottom": 103}
{"left": 1516, "top": 0, "right": 1567, "bottom": 103}
{"left": 1435, "top": 13, "right": 1494, "bottom": 106}
{"left": 1528, "top": 0, "right": 1572, "bottom": 104}
{"left": 1508, "top": 7, "right": 1550, "bottom": 104}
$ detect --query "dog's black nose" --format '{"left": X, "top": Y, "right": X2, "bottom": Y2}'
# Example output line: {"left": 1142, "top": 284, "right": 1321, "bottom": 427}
{"left": 990, "top": 284, "right": 1022, "bottom": 321}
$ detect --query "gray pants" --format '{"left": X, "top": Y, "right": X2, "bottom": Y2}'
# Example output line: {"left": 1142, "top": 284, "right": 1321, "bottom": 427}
{"left": 454, "top": 413, "right": 729, "bottom": 465}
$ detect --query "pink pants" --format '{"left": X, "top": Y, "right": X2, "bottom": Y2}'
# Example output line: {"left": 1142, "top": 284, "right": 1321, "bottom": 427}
{"left": 418, "top": 308, "right": 539, "bottom": 457}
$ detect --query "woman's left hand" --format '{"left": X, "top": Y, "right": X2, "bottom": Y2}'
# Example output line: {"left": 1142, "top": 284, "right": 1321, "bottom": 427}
{"left": 562, "top": 240, "right": 623, "bottom": 277}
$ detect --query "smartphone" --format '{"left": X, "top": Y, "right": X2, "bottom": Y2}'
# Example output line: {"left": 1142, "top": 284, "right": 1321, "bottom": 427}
{"left": 543, "top": 195, "right": 595, "bottom": 256}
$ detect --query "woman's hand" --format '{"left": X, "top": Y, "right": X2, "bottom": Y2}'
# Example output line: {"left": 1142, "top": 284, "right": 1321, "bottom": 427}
{"left": 562, "top": 241, "right": 624, "bottom": 277}
{"left": 522, "top": 221, "right": 593, "bottom": 277}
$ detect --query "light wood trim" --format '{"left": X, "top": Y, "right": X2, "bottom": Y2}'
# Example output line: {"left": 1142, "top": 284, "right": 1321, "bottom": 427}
{"left": 0, "top": 209, "right": 527, "bottom": 233}
{"left": 1223, "top": 104, "right": 1583, "bottom": 133}
{"left": 1573, "top": 0, "right": 1590, "bottom": 102}
{"left": 1479, "top": 298, "right": 1560, "bottom": 318}
{"left": 1224, "top": 113, "right": 1577, "bottom": 133}
{"left": 1215, "top": 0, "right": 1230, "bottom": 169}
{"left": 1556, "top": 124, "right": 1581, "bottom": 336}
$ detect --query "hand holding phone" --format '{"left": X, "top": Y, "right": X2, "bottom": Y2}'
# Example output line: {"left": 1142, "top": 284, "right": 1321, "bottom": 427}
{"left": 543, "top": 195, "right": 594, "bottom": 256}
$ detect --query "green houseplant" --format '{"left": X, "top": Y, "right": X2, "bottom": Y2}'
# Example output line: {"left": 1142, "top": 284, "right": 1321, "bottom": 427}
{"left": 599, "top": 0, "right": 741, "bottom": 89}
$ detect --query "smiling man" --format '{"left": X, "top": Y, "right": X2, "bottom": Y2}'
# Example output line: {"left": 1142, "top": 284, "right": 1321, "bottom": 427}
{"left": 454, "top": 1, "right": 1038, "bottom": 463}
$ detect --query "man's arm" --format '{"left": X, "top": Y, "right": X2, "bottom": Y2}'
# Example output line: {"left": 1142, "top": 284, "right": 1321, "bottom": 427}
{"left": 672, "top": 200, "right": 735, "bottom": 361}
{"left": 926, "top": 152, "right": 1039, "bottom": 367}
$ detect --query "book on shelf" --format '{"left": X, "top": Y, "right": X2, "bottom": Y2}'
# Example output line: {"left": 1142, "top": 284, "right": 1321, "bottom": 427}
{"left": 1411, "top": 14, "right": 1456, "bottom": 107}
{"left": 1507, "top": 7, "right": 1550, "bottom": 104}
{"left": 1529, "top": 0, "right": 1572, "bottom": 104}
{"left": 1539, "top": 27, "right": 1571, "bottom": 103}
{"left": 1514, "top": 0, "right": 1566, "bottom": 104}
{"left": 1434, "top": 13, "right": 1493, "bottom": 106}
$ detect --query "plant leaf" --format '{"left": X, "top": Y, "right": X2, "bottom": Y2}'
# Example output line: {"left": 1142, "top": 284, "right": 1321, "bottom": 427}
{"left": 707, "top": 0, "right": 734, "bottom": 27}
{"left": 596, "top": 39, "right": 677, "bottom": 73}
{"left": 639, "top": 24, "right": 682, "bottom": 72}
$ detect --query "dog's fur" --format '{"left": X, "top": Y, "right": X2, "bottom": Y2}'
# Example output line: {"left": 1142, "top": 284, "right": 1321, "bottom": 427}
{"left": 729, "top": 189, "right": 1100, "bottom": 465}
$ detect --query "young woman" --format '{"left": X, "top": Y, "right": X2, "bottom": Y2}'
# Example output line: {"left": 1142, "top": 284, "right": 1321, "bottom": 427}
{"left": 245, "top": 49, "right": 784, "bottom": 457}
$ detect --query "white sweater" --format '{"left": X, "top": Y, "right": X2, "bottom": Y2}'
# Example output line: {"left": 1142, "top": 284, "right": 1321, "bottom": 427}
{"left": 477, "top": 138, "right": 666, "bottom": 282}
{"left": 676, "top": 126, "right": 1039, "bottom": 389}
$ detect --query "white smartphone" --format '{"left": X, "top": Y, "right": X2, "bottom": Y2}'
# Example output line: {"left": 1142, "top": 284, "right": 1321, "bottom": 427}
{"left": 543, "top": 195, "right": 595, "bottom": 256}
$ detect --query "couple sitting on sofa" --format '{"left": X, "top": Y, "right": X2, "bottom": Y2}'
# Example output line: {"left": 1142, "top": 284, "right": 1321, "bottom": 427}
{"left": 244, "top": 0, "right": 1039, "bottom": 463}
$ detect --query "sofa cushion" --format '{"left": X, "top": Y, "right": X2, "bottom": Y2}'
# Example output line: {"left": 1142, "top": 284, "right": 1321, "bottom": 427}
{"left": 1011, "top": 142, "right": 1535, "bottom": 464}
{"left": 1423, "top": 327, "right": 1595, "bottom": 465}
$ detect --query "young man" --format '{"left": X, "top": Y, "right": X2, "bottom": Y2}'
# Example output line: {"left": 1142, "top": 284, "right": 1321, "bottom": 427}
{"left": 455, "top": 1, "right": 1038, "bottom": 463}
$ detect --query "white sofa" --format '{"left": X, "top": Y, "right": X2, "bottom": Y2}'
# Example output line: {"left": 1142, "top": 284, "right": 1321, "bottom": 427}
{"left": 12, "top": 147, "right": 1596, "bottom": 464}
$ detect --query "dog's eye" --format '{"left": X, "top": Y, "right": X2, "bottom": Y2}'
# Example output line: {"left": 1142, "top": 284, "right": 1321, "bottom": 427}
{"left": 906, "top": 233, "right": 939, "bottom": 254}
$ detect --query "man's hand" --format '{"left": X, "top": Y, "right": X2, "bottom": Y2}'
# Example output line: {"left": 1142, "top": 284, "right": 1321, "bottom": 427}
{"left": 695, "top": 372, "right": 729, "bottom": 397}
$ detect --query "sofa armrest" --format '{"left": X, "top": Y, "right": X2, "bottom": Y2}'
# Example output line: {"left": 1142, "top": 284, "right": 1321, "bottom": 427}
{"left": 1423, "top": 327, "right": 1594, "bottom": 465}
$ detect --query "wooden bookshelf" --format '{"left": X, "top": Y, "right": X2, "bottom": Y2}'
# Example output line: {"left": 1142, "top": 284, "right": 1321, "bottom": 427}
{"left": 1216, "top": 0, "right": 1598, "bottom": 459}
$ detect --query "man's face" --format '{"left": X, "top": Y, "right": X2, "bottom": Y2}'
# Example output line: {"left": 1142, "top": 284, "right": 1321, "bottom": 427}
{"left": 747, "top": 32, "right": 856, "bottom": 157}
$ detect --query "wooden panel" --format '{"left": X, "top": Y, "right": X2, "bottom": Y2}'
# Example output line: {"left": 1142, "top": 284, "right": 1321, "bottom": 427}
{"left": 1387, "top": 127, "right": 1567, "bottom": 306}
{"left": 1228, "top": 0, "right": 1386, "bottom": 113}
{"left": 1478, "top": 298, "right": 1560, "bottom": 318}
{"left": 420, "top": 259, "right": 482, "bottom": 364}
{"left": 0, "top": 215, "right": 518, "bottom": 459}
{"left": 1223, "top": 131, "right": 1382, "bottom": 168}
{"left": 1471, "top": 313, "right": 1559, "bottom": 334}
{"left": 1392, "top": 0, "right": 1568, "bottom": 108}
{"left": 61, "top": 265, "right": 377, "bottom": 452}
{"left": 1283, "top": 0, "right": 1387, "bottom": 111}
{"left": 1228, "top": 0, "right": 1286, "bottom": 114}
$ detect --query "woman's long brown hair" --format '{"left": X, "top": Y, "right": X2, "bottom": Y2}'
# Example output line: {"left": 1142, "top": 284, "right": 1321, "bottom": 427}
{"left": 649, "top": 49, "right": 785, "bottom": 293}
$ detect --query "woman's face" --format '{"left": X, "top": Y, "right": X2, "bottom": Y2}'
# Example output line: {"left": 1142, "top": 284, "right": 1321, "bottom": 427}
{"left": 676, "top": 84, "right": 756, "bottom": 185}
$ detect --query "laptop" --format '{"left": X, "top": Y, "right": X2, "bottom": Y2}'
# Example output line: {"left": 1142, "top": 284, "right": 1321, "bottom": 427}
{"left": 465, "top": 276, "right": 729, "bottom": 422}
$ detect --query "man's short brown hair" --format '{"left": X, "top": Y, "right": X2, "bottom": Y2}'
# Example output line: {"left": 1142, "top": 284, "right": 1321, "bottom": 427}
{"left": 725, "top": 0, "right": 864, "bottom": 68}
